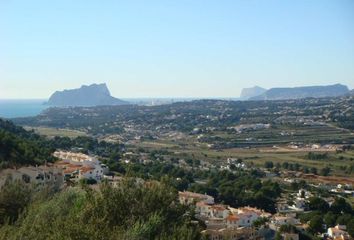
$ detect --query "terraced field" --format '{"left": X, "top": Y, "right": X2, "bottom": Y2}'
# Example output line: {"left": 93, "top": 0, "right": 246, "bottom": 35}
{"left": 202, "top": 124, "right": 354, "bottom": 148}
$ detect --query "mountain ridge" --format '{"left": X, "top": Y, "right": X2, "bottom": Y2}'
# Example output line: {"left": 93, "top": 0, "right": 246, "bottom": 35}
{"left": 240, "top": 86, "right": 267, "bottom": 99}
{"left": 47, "top": 83, "right": 128, "bottom": 107}
{"left": 248, "top": 84, "right": 349, "bottom": 100}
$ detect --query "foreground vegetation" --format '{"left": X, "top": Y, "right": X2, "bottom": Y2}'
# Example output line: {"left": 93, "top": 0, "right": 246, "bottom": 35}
{"left": 0, "top": 179, "right": 202, "bottom": 240}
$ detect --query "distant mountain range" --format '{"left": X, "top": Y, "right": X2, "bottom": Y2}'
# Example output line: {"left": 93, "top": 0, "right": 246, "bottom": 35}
{"left": 47, "top": 83, "right": 128, "bottom": 107}
{"left": 240, "top": 84, "right": 350, "bottom": 100}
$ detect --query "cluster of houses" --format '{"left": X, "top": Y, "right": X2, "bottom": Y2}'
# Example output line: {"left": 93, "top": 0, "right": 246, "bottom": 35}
{"left": 0, "top": 151, "right": 110, "bottom": 189}
{"left": 220, "top": 158, "right": 247, "bottom": 171}
{"left": 178, "top": 191, "right": 270, "bottom": 240}
{"left": 178, "top": 190, "right": 353, "bottom": 240}
{"left": 53, "top": 151, "right": 108, "bottom": 182}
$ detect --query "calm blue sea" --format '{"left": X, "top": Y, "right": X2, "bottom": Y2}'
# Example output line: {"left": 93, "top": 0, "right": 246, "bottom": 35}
{"left": 0, "top": 99, "right": 48, "bottom": 118}
{"left": 0, "top": 98, "right": 240, "bottom": 119}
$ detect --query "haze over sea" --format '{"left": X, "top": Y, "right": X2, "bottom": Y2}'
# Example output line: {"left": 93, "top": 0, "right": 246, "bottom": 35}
{"left": 0, "top": 98, "right": 206, "bottom": 118}
{"left": 0, "top": 99, "right": 48, "bottom": 118}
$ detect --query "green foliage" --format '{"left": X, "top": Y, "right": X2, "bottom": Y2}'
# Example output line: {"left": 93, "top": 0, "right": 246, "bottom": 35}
{"left": 308, "top": 215, "right": 324, "bottom": 234}
{"left": 320, "top": 166, "right": 331, "bottom": 176}
{"left": 330, "top": 197, "right": 352, "bottom": 214}
{"left": 307, "top": 152, "right": 328, "bottom": 160}
{"left": 48, "top": 136, "right": 124, "bottom": 158}
{"left": 299, "top": 197, "right": 354, "bottom": 237}
{"left": 0, "top": 180, "right": 202, "bottom": 240}
{"left": 308, "top": 197, "right": 329, "bottom": 212}
{"left": 347, "top": 219, "right": 354, "bottom": 237}
{"left": 79, "top": 178, "right": 97, "bottom": 185}
{"left": 264, "top": 161, "right": 274, "bottom": 169}
{"left": 189, "top": 170, "right": 281, "bottom": 213}
{"left": 252, "top": 217, "right": 268, "bottom": 228}
{"left": 0, "top": 179, "right": 32, "bottom": 224}
{"left": 0, "top": 119, "right": 55, "bottom": 168}
{"left": 279, "top": 224, "right": 297, "bottom": 233}
{"left": 323, "top": 212, "right": 337, "bottom": 227}
{"left": 274, "top": 232, "right": 282, "bottom": 240}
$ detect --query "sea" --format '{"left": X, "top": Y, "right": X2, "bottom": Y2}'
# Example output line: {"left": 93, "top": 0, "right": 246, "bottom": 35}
{"left": 0, "top": 99, "right": 48, "bottom": 119}
{"left": 0, "top": 97, "right": 240, "bottom": 119}
{"left": 0, "top": 98, "right": 191, "bottom": 119}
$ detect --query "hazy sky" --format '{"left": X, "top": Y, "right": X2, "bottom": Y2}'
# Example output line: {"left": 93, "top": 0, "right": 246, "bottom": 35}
{"left": 1, "top": 0, "right": 354, "bottom": 99}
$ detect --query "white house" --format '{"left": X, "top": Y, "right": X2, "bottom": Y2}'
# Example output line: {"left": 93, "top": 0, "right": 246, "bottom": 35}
{"left": 196, "top": 201, "right": 213, "bottom": 218}
{"left": 228, "top": 207, "right": 265, "bottom": 227}
{"left": 78, "top": 165, "right": 104, "bottom": 181}
{"left": 210, "top": 205, "right": 230, "bottom": 219}
{"left": 54, "top": 151, "right": 107, "bottom": 182}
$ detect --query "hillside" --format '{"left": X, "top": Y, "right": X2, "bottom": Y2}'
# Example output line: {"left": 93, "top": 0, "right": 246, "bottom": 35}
{"left": 0, "top": 119, "right": 54, "bottom": 168}
{"left": 250, "top": 84, "right": 349, "bottom": 100}
{"left": 47, "top": 83, "right": 128, "bottom": 107}
{"left": 13, "top": 95, "right": 354, "bottom": 141}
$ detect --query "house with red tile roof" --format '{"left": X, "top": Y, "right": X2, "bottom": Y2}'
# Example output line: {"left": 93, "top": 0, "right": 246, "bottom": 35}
{"left": 54, "top": 151, "right": 107, "bottom": 182}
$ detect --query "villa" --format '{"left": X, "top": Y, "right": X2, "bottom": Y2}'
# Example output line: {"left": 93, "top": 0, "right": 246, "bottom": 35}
{"left": 53, "top": 151, "right": 108, "bottom": 182}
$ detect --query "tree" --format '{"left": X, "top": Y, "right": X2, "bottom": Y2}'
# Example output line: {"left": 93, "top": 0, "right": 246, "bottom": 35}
{"left": 282, "top": 162, "right": 289, "bottom": 169}
{"left": 308, "top": 197, "right": 329, "bottom": 212}
{"left": 323, "top": 212, "right": 337, "bottom": 227}
{"left": 347, "top": 219, "right": 354, "bottom": 238}
{"left": 264, "top": 161, "right": 274, "bottom": 169}
{"left": 0, "top": 180, "right": 202, "bottom": 240}
{"left": 336, "top": 214, "right": 353, "bottom": 225}
{"left": 252, "top": 217, "right": 268, "bottom": 228}
{"left": 320, "top": 167, "right": 331, "bottom": 176}
{"left": 309, "top": 215, "right": 324, "bottom": 233}
{"left": 279, "top": 224, "right": 297, "bottom": 233}
{"left": 310, "top": 167, "right": 318, "bottom": 175}
{"left": 330, "top": 198, "right": 352, "bottom": 214}
{"left": 0, "top": 179, "right": 32, "bottom": 224}
{"left": 275, "top": 232, "right": 282, "bottom": 240}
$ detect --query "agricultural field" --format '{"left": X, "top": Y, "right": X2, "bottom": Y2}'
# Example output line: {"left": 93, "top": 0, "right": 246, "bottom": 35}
{"left": 130, "top": 136, "right": 354, "bottom": 177}
{"left": 198, "top": 124, "right": 354, "bottom": 149}
{"left": 24, "top": 126, "right": 87, "bottom": 138}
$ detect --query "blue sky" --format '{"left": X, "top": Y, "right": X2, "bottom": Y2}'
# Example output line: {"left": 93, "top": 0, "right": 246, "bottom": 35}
{"left": 1, "top": 0, "right": 353, "bottom": 98}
